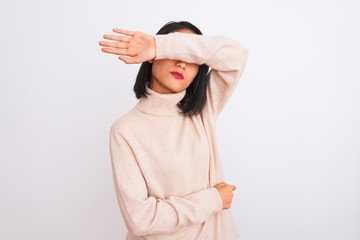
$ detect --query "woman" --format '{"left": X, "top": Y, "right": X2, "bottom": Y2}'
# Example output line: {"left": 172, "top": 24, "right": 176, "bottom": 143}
{"left": 99, "top": 21, "right": 248, "bottom": 240}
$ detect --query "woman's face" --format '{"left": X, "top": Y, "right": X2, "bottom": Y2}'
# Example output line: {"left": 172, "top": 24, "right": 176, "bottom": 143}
{"left": 150, "top": 28, "right": 199, "bottom": 94}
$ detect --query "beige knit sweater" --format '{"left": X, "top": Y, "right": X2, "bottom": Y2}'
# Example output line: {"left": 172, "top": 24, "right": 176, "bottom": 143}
{"left": 110, "top": 32, "right": 248, "bottom": 240}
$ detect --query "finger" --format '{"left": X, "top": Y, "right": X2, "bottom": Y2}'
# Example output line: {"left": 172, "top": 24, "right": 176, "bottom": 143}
{"left": 119, "top": 56, "right": 140, "bottom": 64}
{"left": 99, "top": 41, "right": 128, "bottom": 49}
{"left": 101, "top": 47, "right": 135, "bottom": 57}
{"left": 103, "top": 34, "right": 131, "bottom": 43}
{"left": 214, "top": 182, "right": 226, "bottom": 187}
{"left": 229, "top": 195, "right": 233, "bottom": 200}
{"left": 113, "top": 28, "right": 135, "bottom": 37}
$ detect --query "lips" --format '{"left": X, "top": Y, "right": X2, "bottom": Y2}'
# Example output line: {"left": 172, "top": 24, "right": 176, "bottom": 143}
{"left": 170, "top": 71, "right": 184, "bottom": 79}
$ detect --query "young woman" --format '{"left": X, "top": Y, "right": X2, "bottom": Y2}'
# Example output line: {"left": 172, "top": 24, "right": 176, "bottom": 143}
{"left": 99, "top": 21, "right": 248, "bottom": 240}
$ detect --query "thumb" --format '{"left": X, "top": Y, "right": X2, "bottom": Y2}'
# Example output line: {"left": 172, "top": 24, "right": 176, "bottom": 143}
{"left": 119, "top": 56, "right": 139, "bottom": 64}
{"left": 214, "top": 182, "right": 226, "bottom": 187}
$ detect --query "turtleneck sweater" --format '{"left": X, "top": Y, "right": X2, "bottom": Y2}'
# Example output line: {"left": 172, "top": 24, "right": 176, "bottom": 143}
{"left": 109, "top": 32, "right": 248, "bottom": 240}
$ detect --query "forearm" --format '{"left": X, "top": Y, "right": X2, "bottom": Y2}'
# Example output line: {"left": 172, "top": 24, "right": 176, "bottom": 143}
{"left": 114, "top": 185, "right": 222, "bottom": 236}
{"left": 154, "top": 32, "right": 248, "bottom": 71}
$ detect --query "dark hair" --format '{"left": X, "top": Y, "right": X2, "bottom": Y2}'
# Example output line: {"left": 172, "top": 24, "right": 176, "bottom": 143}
{"left": 133, "top": 21, "right": 209, "bottom": 116}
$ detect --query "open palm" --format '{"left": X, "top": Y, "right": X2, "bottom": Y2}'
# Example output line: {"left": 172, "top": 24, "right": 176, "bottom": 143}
{"left": 99, "top": 28, "right": 156, "bottom": 64}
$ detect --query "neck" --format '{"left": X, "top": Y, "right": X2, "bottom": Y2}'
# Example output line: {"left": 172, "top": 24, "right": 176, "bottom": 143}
{"left": 135, "top": 87, "right": 186, "bottom": 116}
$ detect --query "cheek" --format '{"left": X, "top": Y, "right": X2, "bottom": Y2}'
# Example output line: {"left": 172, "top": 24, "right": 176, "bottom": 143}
{"left": 151, "top": 64, "right": 167, "bottom": 81}
{"left": 188, "top": 65, "right": 200, "bottom": 80}
{"left": 151, "top": 64, "right": 159, "bottom": 77}
{"left": 151, "top": 61, "right": 162, "bottom": 76}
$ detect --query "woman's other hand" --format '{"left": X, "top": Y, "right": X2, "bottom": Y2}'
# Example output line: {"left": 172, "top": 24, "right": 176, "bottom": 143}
{"left": 214, "top": 182, "right": 237, "bottom": 209}
{"left": 99, "top": 28, "right": 156, "bottom": 64}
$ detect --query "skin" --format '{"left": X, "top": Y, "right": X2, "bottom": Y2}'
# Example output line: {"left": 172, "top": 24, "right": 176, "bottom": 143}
{"left": 99, "top": 28, "right": 236, "bottom": 209}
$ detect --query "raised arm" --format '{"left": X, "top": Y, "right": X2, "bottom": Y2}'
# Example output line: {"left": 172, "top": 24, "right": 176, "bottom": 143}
{"left": 109, "top": 127, "right": 223, "bottom": 236}
{"left": 154, "top": 32, "right": 249, "bottom": 118}
{"left": 100, "top": 29, "right": 248, "bottom": 119}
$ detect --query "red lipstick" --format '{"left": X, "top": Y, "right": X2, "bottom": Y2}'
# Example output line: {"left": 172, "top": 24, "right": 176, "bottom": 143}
{"left": 171, "top": 71, "right": 184, "bottom": 79}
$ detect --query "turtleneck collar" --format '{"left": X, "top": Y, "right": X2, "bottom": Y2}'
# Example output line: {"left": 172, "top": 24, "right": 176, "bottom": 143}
{"left": 135, "top": 87, "right": 186, "bottom": 116}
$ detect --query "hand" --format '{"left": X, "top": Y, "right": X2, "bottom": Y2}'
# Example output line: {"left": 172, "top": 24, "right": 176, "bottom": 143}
{"left": 99, "top": 28, "right": 156, "bottom": 64}
{"left": 214, "top": 182, "right": 236, "bottom": 209}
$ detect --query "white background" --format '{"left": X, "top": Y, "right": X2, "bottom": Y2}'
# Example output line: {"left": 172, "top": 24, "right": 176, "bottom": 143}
{"left": 0, "top": 0, "right": 359, "bottom": 239}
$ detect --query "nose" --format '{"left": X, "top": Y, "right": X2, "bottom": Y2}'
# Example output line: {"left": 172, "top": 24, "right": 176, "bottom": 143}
{"left": 176, "top": 61, "right": 186, "bottom": 70}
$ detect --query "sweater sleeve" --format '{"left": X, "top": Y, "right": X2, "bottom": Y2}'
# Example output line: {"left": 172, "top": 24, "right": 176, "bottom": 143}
{"left": 109, "top": 127, "right": 223, "bottom": 236}
{"left": 154, "top": 32, "right": 249, "bottom": 119}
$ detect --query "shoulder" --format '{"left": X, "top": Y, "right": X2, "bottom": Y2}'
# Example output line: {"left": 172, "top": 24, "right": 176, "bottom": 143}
{"left": 110, "top": 108, "right": 139, "bottom": 136}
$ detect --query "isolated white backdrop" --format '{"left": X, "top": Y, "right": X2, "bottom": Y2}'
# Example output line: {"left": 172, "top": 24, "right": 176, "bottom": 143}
{"left": 0, "top": 0, "right": 359, "bottom": 239}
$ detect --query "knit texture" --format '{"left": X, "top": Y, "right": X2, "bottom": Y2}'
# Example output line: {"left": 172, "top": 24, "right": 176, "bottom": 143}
{"left": 110, "top": 32, "right": 248, "bottom": 240}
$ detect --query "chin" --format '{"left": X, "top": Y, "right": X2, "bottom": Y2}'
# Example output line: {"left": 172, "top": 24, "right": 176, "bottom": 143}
{"left": 170, "top": 86, "right": 187, "bottom": 93}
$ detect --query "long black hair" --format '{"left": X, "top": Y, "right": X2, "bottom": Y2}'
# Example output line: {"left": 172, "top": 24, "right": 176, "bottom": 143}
{"left": 133, "top": 21, "right": 209, "bottom": 116}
